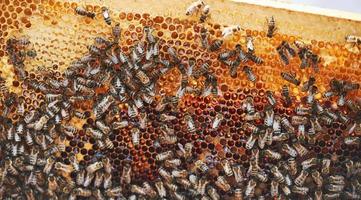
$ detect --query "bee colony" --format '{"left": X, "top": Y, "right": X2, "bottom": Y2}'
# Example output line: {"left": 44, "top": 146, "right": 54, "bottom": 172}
{"left": 0, "top": 0, "right": 360, "bottom": 199}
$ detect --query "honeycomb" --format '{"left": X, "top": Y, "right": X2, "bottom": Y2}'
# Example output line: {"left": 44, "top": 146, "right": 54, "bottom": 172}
{"left": 0, "top": 0, "right": 360, "bottom": 199}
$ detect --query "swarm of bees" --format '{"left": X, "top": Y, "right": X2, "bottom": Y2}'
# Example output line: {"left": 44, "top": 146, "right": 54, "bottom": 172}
{"left": 0, "top": 1, "right": 360, "bottom": 199}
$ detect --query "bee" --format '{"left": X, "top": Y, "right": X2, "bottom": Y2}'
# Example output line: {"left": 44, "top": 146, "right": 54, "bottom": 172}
{"left": 291, "top": 115, "right": 308, "bottom": 125}
{"left": 293, "top": 142, "right": 308, "bottom": 157}
{"left": 345, "top": 35, "right": 361, "bottom": 46}
{"left": 281, "top": 185, "right": 291, "bottom": 196}
{"left": 222, "top": 25, "right": 242, "bottom": 38}
{"left": 243, "top": 66, "right": 256, "bottom": 82}
{"left": 93, "top": 171, "right": 104, "bottom": 188}
{"left": 277, "top": 43, "right": 289, "bottom": 65}
{"left": 207, "top": 186, "right": 220, "bottom": 200}
{"left": 265, "top": 128, "right": 273, "bottom": 145}
{"left": 120, "top": 163, "right": 131, "bottom": 185}
{"left": 103, "top": 172, "right": 112, "bottom": 189}
{"left": 142, "top": 182, "right": 157, "bottom": 198}
{"left": 74, "top": 188, "right": 92, "bottom": 197}
{"left": 130, "top": 127, "right": 140, "bottom": 146}
{"left": 160, "top": 159, "right": 180, "bottom": 170}
{"left": 171, "top": 170, "right": 188, "bottom": 180}
{"left": 302, "top": 76, "right": 316, "bottom": 92}
{"left": 28, "top": 147, "right": 39, "bottom": 165}
{"left": 105, "top": 186, "right": 124, "bottom": 198}
{"left": 326, "top": 184, "right": 344, "bottom": 193}
{"left": 82, "top": 170, "right": 95, "bottom": 188}
{"left": 184, "top": 114, "right": 196, "bottom": 133}
{"left": 54, "top": 162, "right": 73, "bottom": 174}
{"left": 200, "top": 27, "right": 209, "bottom": 49}
{"left": 292, "top": 186, "right": 309, "bottom": 195}
{"left": 232, "top": 165, "right": 244, "bottom": 184}
{"left": 249, "top": 53, "right": 264, "bottom": 64}
{"left": 266, "top": 16, "right": 277, "bottom": 37}
{"left": 112, "top": 120, "right": 129, "bottom": 130}
{"left": 74, "top": 169, "right": 85, "bottom": 186}
{"left": 210, "top": 113, "right": 224, "bottom": 129}
{"left": 264, "top": 149, "right": 282, "bottom": 160}
{"left": 294, "top": 170, "right": 309, "bottom": 186}
{"left": 320, "top": 158, "right": 331, "bottom": 175}
{"left": 156, "top": 151, "right": 174, "bottom": 161}
{"left": 246, "top": 134, "right": 257, "bottom": 149}
{"left": 264, "top": 106, "right": 274, "bottom": 127}
{"left": 209, "top": 39, "right": 223, "bottom": 52}
{"left": 219, "top": 159, "right": 233, "bottom": 176}
{"left": 282, "top": 144, "right": 298, "bottom": 157}
{"left": 255, "top": 170, "right": 268, "bottom": 182}
{"left": 329, "top": 175, "right": 345, "bottom": 185}
{"left": 102, "top": 7, "right": 111, "bottom": 25}
{"left": 43, "top": 156, "right": 55, "bottom": 174}
{"left": 281, "top": 117, "right": 295, "bottom": 133}
{"left": 154, "top": 180, "right": 167, "bottom": 198}
{"left": 112, "top": 22, "right": 121, "bottom": 43}
{"left": 302, "top": 158, "right": 318, "bottom": 170}
{"left": 234, "top": 188, "right": 243, "bottom": 200}
{"left": 271, "top": 166, "right": 285, "bottom": 183}
{"left": 215, "top": 176, "right": 231, "bottom": 192}
{"left": 86, "top": 161, "right": 103, "bottom": 174}
{"left": 75, "top": 7, "right": 96, "bottom": 18}
{"left": 143, "top": 26, "right": 156, "bottom": 45}
{"left": 195, "top": 160, "right": 209, "bottom": 173}
{"left": 245, "top": 36, "right": 255, "bottom": 53}
{"left": 270, "top": 180, "right": 279, "bottom": 197}
{"left": 158, "top": 167, "right": 172, "bottom": 183}
{"left": 186, "top": 0, "right": 204, "bottom": 15}
{"left": 311, "top": 170, "right": 323, "bottom": 188}
{"left": 245, "top": 179, "right": 257, "bottom": 197}
{"left": 266, "top": 90, "right": 277, "bottom": 106}
{"left": 199, "top": 5, "right": 210, "bottom": 23}
{"left": 281, "top": 72, "right": 300, "bottom": 85}
{"left": 5, "top": 158, "right": 19, "bottom": 175}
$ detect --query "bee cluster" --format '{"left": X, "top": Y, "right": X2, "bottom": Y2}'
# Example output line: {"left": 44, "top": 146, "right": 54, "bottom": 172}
{"left": 0, "top": 0, "right": 360, "bottom": 199}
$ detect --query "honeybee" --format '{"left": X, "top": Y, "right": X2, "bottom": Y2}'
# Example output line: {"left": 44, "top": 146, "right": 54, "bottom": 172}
{"left": 209, "top": 39, "right": 223, "bottom": 52}
{"left": 301, "top": 157, "right": 318, "bottom": 170}
{"left": 220, "top": 159, "right": 233, "bottom": 177}
{"left": 281, "top": 72, "right": 300, "bottom": 85}
{"left": 200, "top": 27, "right": 209, "bottom": 49}
{"left": 215, "top": 176, "right": 231, "bottom": 192}
{"left": 281, "top": 117, "right": 295, "bottom": 133}
{"left": 282, "top": 144, "right": 298, "bottom": 157}
{"left": 212, "top": 113, "right": 223, "bottom": 129}
{"left": 267, "top": 16, "right": 277, "bottom": 38}
{"left": 186, "top": 0, "right": 205, "bottom": 15}
{"left": 102, "top": 7, "right": 111, "bottom": 25}
{"left": 293, "top": 142, "right": 308, "bottom": 157}
{"left": 345, "top": 35, "right": 361, "bottom": 46}
{"left": 112, "top": 23, "right": 121, "bottom": 43}
{"left": 155, "top": 180, "right": 167, "bottom": 198}
{"left": 291, "top": 185, "right": 309, "bottom": 195}
{"left": 203, "top": 186, "right": 218, "bottom": 200}
{"left": 103, "top": 173, "right": 112, "bottom": 189}
{"left": 311, "top": 170, "right": 323, "bottom": 188}
{"left": 121, "top": 163, "right": 131, "bottom": 185}
{"left": 294, "top": 170, "right": 309, "bottom": 186}
{"left": 246, "top": 134, "right": 256, "bottom": 150}
{"left": 184, "top": 114, "right": 196, "bottom": 133}
{"left": 131, "top": 127, "right": 140, "bottom": 146}
{"left": 158, "top": 167, "right": 172, "bottom": 183}
{"left": 195, "top": 160, "right": 209, "bottom": 173}
{"left": 156, "top": 151, "right": 174, "bottom": 161}
{"left": 86, "top": 161, "right": 103, "bottom": 174}
{"left": 43, "top": 156, "right": 55, "bottom": 174}
{"left": 199, "top": 5, "right": 210, "bottom": 23}
{"left": 54, "top": 162, "right": 73, "bottom": 174}
{"left": 245, "top": 179, "right": 257, "bottom": 197}
{"left": 222, "top": 25, "right": 242, "bottom": 38}
{"left": 264, "top": 149, "right": 282, "bottom": 160}
{"left": 75, "top": 6, "right": 95, "bottom": 18}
